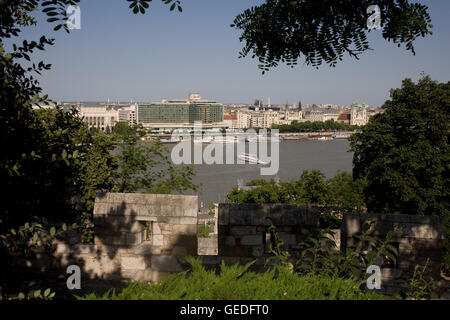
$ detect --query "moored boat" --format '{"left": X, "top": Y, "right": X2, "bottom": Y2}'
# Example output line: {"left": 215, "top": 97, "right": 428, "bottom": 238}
{"left": 238, "top": 153, "right": 270, "bottom": 165}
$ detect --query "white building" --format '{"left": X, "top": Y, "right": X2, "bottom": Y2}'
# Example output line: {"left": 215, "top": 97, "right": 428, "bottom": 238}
{"left": 250, "top": 113, "right": 265, "bottom": 129}
{"left": 322, "top": 109, "right": 340, "bottom": 122}
{"left": 78, "top": 106, "right": 119, "bottom": 131}
{"left": 350, "top": 103, "right": 368, "bottom": 126}
{"left": 119, "top": 104, "right": 137, "bottom": 126}
{"left": 304, "top": 109, "right": 324, "bottom": 122}
{"left": 263, "top": 111, "right": 281, "bottom": 128}
{"left": 237, "top": 112, "right": 252, "bottom": 129}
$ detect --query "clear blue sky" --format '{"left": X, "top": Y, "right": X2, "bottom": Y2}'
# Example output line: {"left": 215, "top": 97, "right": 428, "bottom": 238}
{"left": 10, "top": 0, "right": 450, "bottom": 106}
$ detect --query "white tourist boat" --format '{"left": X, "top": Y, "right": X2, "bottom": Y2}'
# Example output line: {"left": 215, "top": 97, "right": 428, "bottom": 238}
{"left": 193, "top": 136, "right": 213, "bottom": 143}
{"left": 238, "top": 153, "right": 270, "bottom": 165}
{"left": 212, "top": 136, "right": 240, "bottom": 144}
{"left": 333, "top": 133, "right": 351, "bottom": 139}
{"left": 245, "top": 135, "right": 280, "bottom": 143}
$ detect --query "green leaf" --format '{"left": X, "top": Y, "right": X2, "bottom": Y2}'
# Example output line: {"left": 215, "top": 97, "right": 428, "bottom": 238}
{"left": 34, "top": 290, "right": 41, "bottom": 298}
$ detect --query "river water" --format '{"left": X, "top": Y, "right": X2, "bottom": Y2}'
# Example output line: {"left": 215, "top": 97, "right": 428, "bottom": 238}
{"left": 165, "top": 140, "right": 354, "bottom": 206}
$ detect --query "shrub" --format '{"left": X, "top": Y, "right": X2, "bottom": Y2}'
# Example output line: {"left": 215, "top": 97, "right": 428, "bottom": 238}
{"left": 197, "top": 224, "right": 210, "bottom": 238}
{"left": 78, "top": 257, "right": 384, "bottom": 300}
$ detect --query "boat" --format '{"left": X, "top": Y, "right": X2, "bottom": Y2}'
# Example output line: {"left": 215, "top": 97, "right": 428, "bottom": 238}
{"left": 159, "top": 137, "right": 182, "bottom": 144}
{"left": 193, "top": 136, "right": 213, "bottom": 143}
{"left": 245, "top": 135, "right": 280, "bottom": 143}
{"left": 211, "top": 136, "right": 240, "bottom": 144}
{"left": 308, "top": 134, "right": 333, "bottom": 141}
{"left": 333, "top": 133, "right": 351, "bottom": 139}
{"left": 238, "top": 153, "right": 270, "bottom": 165}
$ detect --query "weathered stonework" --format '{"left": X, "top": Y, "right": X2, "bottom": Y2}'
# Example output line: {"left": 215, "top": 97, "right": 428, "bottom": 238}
{"left": 341, "top": 213, "right": 444, "bottom": 296}
{"left": 19, "top": 195, "right": 448, "bottom": 299}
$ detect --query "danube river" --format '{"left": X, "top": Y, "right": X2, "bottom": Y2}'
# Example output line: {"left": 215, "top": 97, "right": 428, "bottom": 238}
{"left": 166, "top": 139, "right": 354, "bottom": 206}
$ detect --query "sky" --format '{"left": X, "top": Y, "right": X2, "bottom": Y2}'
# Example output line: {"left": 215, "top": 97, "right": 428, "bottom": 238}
{"left": 8, "top": 0, "right": 450, "bottom": 106}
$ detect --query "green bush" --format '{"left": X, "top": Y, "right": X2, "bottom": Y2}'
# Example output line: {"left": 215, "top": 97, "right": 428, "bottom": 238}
{"left": 197, "top": 225, "right": 210, "bottom": 238}
{"left": 79, "top": 257, "right": 384, "bottom": 300}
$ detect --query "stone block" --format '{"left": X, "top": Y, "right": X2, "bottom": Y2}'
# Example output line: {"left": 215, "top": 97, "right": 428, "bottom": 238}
{"left": 151, "top": 255, "right": 184, "bottom": 272}
{"left": 240, "top": 234, "right": 263, "bottom": 246}
{"left": 120, "top": 255, "right": 147, "bottom": 270}
{"left": 178, "top": 217, "right": 198, "bottom": 225}
{"left": 230, "top": 226, "right": 256, "bottom": 236}
{"left": 198, "top": 237, "right": 218, "bottom": 249}
{"left": 252, "top": 245, "right": 264, "bottom": 257}
{"left": 224, "top": 236, "right": 236, "bottom": 246}
{"left": 152, "top": 222, "right": 162, "bottom": 235}
{"left": 342, "top": 214, "right": 361, "bottom": 236}
{"left": 173, "top": 224, "right": 197, "bottom": 235}
{"left": 279, "top": 233, "right": 297, "bottom": 245}
{"left": 126, "top": 232, "right": 143, "bottom": 246}
{"left": 172, "top": 246, "right": 188, "bottom": 256}
{"left": 198, "top": 247, "right": 218, "bottom": 256}
{"left": 152, "top": 235, "right": 164, "bottom": 246}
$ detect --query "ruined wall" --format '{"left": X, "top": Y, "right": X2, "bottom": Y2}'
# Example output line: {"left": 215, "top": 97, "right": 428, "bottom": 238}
{"left": 20, "top": 195, "right": 447, "bottom": 298}
{"left": 28, "top": 193, "right": 199, "bottom": 288}
{"left": 202, "top": 203, "right": 322, "bottom": 270}
{"left": 341, "top": 213, "right": 444, "bottom": 296}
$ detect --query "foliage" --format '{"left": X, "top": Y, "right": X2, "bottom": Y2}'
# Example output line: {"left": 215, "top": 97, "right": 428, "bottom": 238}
{"left": 208, "top": 201, "right": 216, "bottom": 212}
{"left": 78, "top": 257, "right": 384, "bottom": 300}
{"left": 272, "top": 120, "right": 358, "bottom": 133}
{"left": 350, "top": 76, "right": 450, "bottom": 268}
{"left": 402, "top": 259, "right": 435, "bottom": 300}
{"left": 0, "top": 220, "right": 77, "bottom": 298}
{"left": 0, "top": 0, "right": 188, "bottom": 298}
{"left": 232, "top": 0, "right": 433, "bottom": 73}
{"left": 197, "top": 224, "right": 210, "bottom": 238}
{"left": 226, "top": 170, "right": 366, "bottom": 226}
{"left": 268, "top": 222, "right": 399, "bottom": 284}
{"left": 111, "top": 122, "right": 199, "bottom": 195}
{"left": 76, "top": 130, "right": 118, "bottom": 243}
{"left": 1, "top": 288, "right": 56, "bottom": 301}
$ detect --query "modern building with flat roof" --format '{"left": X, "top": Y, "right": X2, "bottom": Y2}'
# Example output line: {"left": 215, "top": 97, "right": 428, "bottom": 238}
{"left": 138, "top": 94, "right": 225, "bottom": 130}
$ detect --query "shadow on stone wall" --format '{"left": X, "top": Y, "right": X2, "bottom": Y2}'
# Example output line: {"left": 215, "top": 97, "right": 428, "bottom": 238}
{"left": 16, "top": 193, "right": 198, "bottom": 299}
{"left": 15, "top": 196, "right": 448, "bottom": 299}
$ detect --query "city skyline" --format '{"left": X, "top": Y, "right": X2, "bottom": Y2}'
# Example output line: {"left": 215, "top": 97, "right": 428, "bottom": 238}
{"left": 6, "top": 0, "right": 450, "bottom": 107}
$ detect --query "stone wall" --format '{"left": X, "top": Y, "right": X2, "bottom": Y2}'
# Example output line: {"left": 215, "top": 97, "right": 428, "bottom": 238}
{"left": 208, "top": 203, "right": 321, "bottom": 270}
{"left": 341, "top": 213, "right": 444, "bottom": 296}
{"left": 25, "top": 193, "right": 199, "bottom": 289}
{"left": 19, "top": 195, "right": 447, "bottom": 298}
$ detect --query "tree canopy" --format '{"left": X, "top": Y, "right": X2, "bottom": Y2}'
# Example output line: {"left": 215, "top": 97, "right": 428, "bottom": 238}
{"left": 350, "top": 76, "right": 449, "bottom": 268}
{"left": 232, "top": 0, "right": 433, "bottom": 73}
{"left": 350, "top": 76, "right": 449, "bottom": 217}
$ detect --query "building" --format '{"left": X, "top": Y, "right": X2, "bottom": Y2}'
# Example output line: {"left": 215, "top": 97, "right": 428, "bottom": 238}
{"left": 138, "top": 94, "right": 224, "bottom": 130}
{"left": 237, "top": 112, "right": 252, "bottom": 129}
{"left": 337, "top": 113, "right": 351, "bottom": 125}
{"left": 250, "top": 113, "right": 265, "bottom": 129}
{"left": 350, "top": 103, "right": 368, "bottom": 126}
{"left": 223, "top": 114, "right": 238, "bottom": 129}
{"left": 78, "top": 106, "right": 119, "bottom": 131}
{"left": 263, "top": 111, "right": 281, "bottom": 128}
{"left": 118, "top": 104, "right": 137, "bottom": 127}
{"left": 322, "top": 109, "right": 340, "bottom": 122}
{"left": 304, "top": 109, "right": 324, "bottom": 122}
